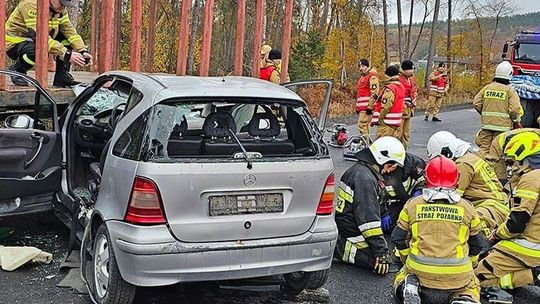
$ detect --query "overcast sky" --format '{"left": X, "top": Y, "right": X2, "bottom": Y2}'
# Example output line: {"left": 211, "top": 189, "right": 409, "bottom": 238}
{"left": 386, "top": 0, "right": 540, "bottom": 24}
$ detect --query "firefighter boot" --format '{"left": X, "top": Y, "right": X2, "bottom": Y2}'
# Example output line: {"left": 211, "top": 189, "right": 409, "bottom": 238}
{"left": 481, "top": 287, "right": 513, "bottom": 304}
{"left": 402, "top": 274, "right": 421, "bottom": 304}
{"left": 53, "top": 60, "right": 80, "bottom": 87}
{"left": 450, "top": 296, "right": 479, "bottom": 304}
{"left": 8, "top": 60, "right": 29, "bottom": 86}
{"left": 533, "top": 266, "right": 540, "bottom": 287}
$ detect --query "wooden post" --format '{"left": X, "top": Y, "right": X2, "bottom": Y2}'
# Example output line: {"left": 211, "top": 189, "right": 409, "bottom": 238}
{"left": 112, "top": 0, "right": 122, "bottom": 69}
{"left": 0, "top": 0, "right": 6, "bottom": 90}
{"left": 99, "top": 0, "right": 114, "bottom": 72}
{"left": 234, "top": 0, "right": 246, "bottom": 76}
{"left": 252, "top": 0, "right": 265, "bottom": 78}
{"left": 129, "top": 0, "right": 143, "bottom": 71}
{"left": 177, "top": 0, "right": 191, "bottom": 75}
{"left": 91, "top": 0, "right": 99, "bottom": 72}
{"left": 146, "top": 0, "right": 158, "bottom": 72}
{"left": 199, "top": 0, "right": 215, "bottom": 76}
{"left": 36, "top": 0, "right": 50, "bottom": 87}
{"left": 281, "top": 0, "right": 293, "bottom": 83}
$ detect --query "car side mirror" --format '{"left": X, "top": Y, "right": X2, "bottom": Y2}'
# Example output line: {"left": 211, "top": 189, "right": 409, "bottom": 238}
{"left": 502, "top": 42, "right": 509, "bottom": 59}
{"left": 5, "top": 114, "right": 34, "bottom": 129}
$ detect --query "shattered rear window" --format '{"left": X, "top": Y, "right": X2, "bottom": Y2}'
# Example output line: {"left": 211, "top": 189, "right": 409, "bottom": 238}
{"left": 129, "top": 99, "right": 322, "bottom": 161}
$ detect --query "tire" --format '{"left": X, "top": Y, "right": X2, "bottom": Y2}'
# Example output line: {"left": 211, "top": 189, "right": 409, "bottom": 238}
{"left": 90, "top": 224, "right": 136, "bottom": 304}
{"left": 305, "top": 269, "right": 330, "bottom": 290}
{"left": 283, "top": 272, "right": 309, "bottom": 295}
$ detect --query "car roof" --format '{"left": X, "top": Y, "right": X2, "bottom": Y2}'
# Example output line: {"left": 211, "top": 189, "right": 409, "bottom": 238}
{"left": 102, "top": 71, "right": 305, "bottom": 105}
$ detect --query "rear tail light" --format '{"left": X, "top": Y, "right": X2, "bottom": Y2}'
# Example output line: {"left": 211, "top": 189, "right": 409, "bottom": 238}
{"left": 125, "top": 176, "right": 167, "bottom": 225}
{"left": 317, "top": 174, "right": 335, "bottom": 215}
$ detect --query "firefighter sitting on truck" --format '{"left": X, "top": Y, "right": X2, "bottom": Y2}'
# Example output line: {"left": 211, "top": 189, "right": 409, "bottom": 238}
{"left": 427, "top": 131, "right": 509, "bottom": 235}
{"left": 484, "top": 128, "right": 540, "bottom": 184}
{"left": 334, "top": 137, "right": 405, "bottom": 275}
{"left": 380, "top": 152, "right": 426, "bottom": 234}
{"left": 475, "top": 131, "right": 540, "bottom": 295}
{"left": 473, "top": 61, "right": 522, "bottom": 158}
{"left": 371, "top": 65, "right": 406, "bottom": 141}
{"left": 392, "top": 156, "right": 489, "bottom": 304}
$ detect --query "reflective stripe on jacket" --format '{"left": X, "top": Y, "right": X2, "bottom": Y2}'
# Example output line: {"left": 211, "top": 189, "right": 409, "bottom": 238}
{"left": 473, "top": 82, "right": 522, "bottom": 132}
{"left": 429, "top": 71, "right": 447, "bottom": 94}
{"left": 371, "top": 80, "right": 405, "bottom": 127}
{"left": 356, "top": 69, "right": 379, "bottom": 112}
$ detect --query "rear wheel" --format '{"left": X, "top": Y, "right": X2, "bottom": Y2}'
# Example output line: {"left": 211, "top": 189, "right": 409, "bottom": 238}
{"left": 283, "top": 269, "right": 329, "bottom": 294}
{"left": 91, "top": 224, "right": 136, "bottom": 304}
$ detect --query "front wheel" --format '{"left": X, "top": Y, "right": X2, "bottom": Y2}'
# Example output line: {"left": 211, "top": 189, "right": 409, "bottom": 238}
{"left": 90, "top": 224, "right": 136, "bottom": 304}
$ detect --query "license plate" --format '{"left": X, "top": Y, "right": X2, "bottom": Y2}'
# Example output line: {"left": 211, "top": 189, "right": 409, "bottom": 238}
{"left": 209, "top": 193, "right": 284, "bottom": 216}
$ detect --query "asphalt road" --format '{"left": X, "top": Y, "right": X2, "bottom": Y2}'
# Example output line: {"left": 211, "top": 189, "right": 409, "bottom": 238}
{"left": 1, "top": 107, "right": 539, "bottom": 303}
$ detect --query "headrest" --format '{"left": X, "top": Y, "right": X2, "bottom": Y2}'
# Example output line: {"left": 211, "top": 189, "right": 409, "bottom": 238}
{"left": 248, "top": 113, "right": 280, "bottom": 138}
{"left": 169, "top": 116, "right": 188, "bottom": 140}
{"left": 203, "top": 111, "right": 237, "bottom": 138}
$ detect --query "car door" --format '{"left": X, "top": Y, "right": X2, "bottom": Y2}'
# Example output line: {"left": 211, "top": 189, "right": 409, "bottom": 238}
{"left": 0, "top": 70, "right": 61, "bottom": 216}
{"left": 282, "top": 79, "right": 333, "bottom": 130}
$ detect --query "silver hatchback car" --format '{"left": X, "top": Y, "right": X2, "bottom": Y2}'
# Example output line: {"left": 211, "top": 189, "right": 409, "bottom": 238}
{"left": 0, "top": 71, "right": 337, "bottom": 304}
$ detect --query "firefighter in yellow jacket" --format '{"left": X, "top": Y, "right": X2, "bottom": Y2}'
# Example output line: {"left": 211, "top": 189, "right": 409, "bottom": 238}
{"left": 5, "top": 0, "right": 92, "bottom": 87}
{"left": 371, "top": 65, "right": 406, "bottom": 140}
{"left": 473, "top": 61, "right": 522, "bottom": 158}
{"left": 427, "top": 131, "right": 509, "bottom": 234}
{"left": 484, "top": 128, "right": 540, "bottom": 183}
{"left": 475, "top": 132, "right": 540, "bottom": 292}
{"left": 392, "top": 156, "right": 489, "bottom": 304}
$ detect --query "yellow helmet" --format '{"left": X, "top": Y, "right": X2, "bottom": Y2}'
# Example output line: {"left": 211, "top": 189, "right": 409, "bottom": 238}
{"left": 504, "top": 132, "right": 540, "bottom": 161}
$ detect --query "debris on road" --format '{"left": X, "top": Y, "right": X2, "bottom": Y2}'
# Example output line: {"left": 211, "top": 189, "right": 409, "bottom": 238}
{"left": 0, "top": 245, "right": 52, "bottom": 271}
{"left": 0, "top": 227, "right": 14, "bottom": 240}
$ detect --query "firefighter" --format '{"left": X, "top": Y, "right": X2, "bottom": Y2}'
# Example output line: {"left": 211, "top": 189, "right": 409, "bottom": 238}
{"left": 5, "top": 0, "right": 92, "bottom": 87}
{"left": 473, "top": 61, "right": 522, "bottom": 158}
{"left": 475, "top": 132, "right": 540, "bottom": 293}
{"left": 371, "top": 65, "right": 405, "bottom": 140}
{"left": 381, "top": 152, "right": 426, "bottom": 234}
{"left": 398, "top": 60, "right": 417, "bottom": 150}
{"left": 260, "top": 44, "right": 272, "bottom": 69}
{"left": 484, "top": 128, "right": 540, "bottom": 183}
{"left": 259, "top": 49, "right": 289, "bottom": 84}
{"left": 335, "top": 136, "right": 405, "bottom": 275}
{"left": 424, "top": 63, "right": 448, "bottom": 122}
{"left": 355, "top": 59, "right": 380, "bottom": 136}
{"left": 427, "top": 131, "right": 509, "bottom": 234}
{"left": 392, "top": 156, "right": 489, "bottom": 304}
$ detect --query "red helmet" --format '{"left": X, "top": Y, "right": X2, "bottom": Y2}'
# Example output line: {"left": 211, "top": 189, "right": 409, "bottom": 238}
{"left": 425, "top": 156, "right": 459, "bottom": 189}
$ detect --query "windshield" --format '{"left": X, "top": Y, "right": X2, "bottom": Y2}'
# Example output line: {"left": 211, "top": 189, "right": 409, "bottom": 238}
{"left": 515, "top": 43, "right": 540, "bottom": 64}
{"left": 131, "top": 99, "right": 321, "bottom": 161}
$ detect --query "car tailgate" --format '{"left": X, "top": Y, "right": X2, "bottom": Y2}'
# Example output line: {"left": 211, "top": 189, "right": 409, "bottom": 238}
{"left": 136, "top": 158, "right": 334, "bottom": 242}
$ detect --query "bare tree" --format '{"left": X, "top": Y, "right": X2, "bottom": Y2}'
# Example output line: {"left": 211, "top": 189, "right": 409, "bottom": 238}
{"left": 424, "top": 0, "right": 441, "bottom": 89}
{"left": 447, "top": 0, "right": 451, "bottom": 66}
{"left": 397, "top": 0, "right": 403, "bottom": 61}
{"left": 410, "top": 0, "right": 433, "bottom": 58}
{"left": 485, "top": 0, "right": 519, "bottom": 56}
{"left": 465, "top": 0, "right": 486, "bottom": 83}
{"left": 406, "top": 0, "right": 414, "bottom": 58}
{"left": 319, "top": 0, "right": 331, "bottom": 33}
{"left": 383, "top": 0, "right": 389, "bottom": 67}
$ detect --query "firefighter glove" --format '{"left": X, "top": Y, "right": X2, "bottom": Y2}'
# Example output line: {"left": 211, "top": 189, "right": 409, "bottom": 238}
{"left": 381, "top": 214, "right": 392, "bottom": 234}
{"left": 373, "top": 253, "right": 391, "bottom": 275}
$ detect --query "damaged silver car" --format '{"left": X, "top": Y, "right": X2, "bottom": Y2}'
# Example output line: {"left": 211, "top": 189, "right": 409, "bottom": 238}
{"left": 0, "top": 70, "right": 337, "bottom": 304}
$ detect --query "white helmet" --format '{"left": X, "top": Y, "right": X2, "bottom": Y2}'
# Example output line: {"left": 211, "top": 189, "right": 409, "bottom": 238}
{"left": 427, "top": 131, "right": 471, "bottom": 160}
{"left": 369, "top": 136, "right": 406, "bottom": 167}
{"left": 495, "top": 61, "right": 513, "bottom": 80}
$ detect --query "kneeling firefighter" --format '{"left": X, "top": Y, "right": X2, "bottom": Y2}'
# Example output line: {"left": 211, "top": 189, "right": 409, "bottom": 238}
{"left": 381, "top": 152, "right": 426, "bottom": 234}
{"left": 392, "top": 156, "right": 489, "bottom": 304}
{"left": 335, "top": 136, "right": 405, "bottom": 275}
{"left": 475, "top": 132, "right": 540, "bottom": 293}
{"left": 428, "top": 131, "right": 509, "bottom": 234}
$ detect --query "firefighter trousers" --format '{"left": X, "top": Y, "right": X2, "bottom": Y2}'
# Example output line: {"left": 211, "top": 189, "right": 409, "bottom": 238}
{"left": 334, "top": 234, "right": 374, "bottom": 269}
{"left": 474, "top": 199, "right": 510, "bottom": 235}
{"left": 476, "top": 129, "right": 503, "bottom": 159}
{"left": 357, "top": 111, "right": 372, "bottom": 136}
{"left": 400, "top": 117, "right": 411, "bottom": 150}
{"left": 376, "top": 124, "right": 402, "bottom": 140}
{"left": 394, "top": 267, "right": 481, "bottom": 303}
{"left": 475, "top": 247, "right": 537, "bottom": 289}
{"left": 6, "top": 32, "right": 72, "bottom": 72}
{"left": 425, "top": 95, "right": 444, "bottom": 118}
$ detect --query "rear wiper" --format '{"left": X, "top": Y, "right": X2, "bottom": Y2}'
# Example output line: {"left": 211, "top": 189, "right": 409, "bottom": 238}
{"left": 228, "top": 128, "right": 253, "bottom": 169}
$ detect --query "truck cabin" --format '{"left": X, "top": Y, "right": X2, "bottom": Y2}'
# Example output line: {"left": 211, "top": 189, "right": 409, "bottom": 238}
{"left": 502, "top": 31, "right": 540, "bottom": 76}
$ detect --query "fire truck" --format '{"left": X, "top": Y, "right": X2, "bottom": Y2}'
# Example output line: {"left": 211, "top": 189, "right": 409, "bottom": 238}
{"left": 502, "top": 31, "right": 540, "bottom": 127}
